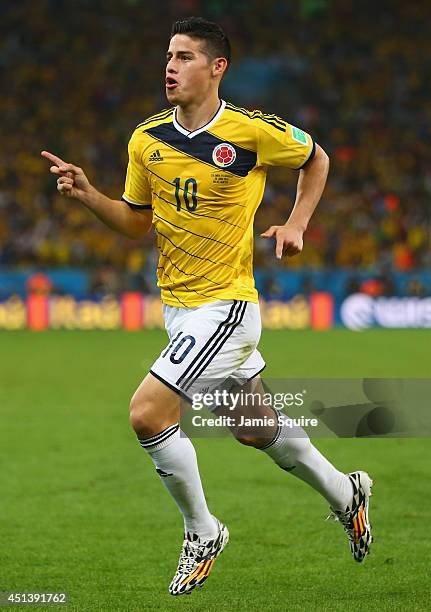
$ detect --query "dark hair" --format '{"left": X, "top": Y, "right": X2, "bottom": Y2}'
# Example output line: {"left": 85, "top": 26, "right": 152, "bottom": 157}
{"left": 171, "top": 17, "right": 231, "bottom": 69}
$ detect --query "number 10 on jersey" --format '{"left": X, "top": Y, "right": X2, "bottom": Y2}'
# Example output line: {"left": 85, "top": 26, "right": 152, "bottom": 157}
{"left": 174, "top": 177, "right": 198, "bottom": 211}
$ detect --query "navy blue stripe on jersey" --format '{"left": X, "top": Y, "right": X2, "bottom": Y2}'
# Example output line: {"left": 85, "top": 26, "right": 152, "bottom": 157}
{"left": 136, "top": 108, "right": 173, "bottom": 129}
{"left": 144, "top": 123, "right": 257, "bottom": 177}
{"left": 156, "top": 229, "right": 235, "bottom": 269}
{"left": 158, "top": 247, "right": 219, "bottom": 285}
{"left": 158, "top": 268, "right": 216, "bottom": 300}
{"left": 261, "top": 113, "right": 287, "bottom": 130}
{"left": 225, "top": 104, "right": 286, "bottom": 133}
{"left": 181, "top": 301, "right": 248, "bottom": 392}
{"left": 154, "top": 211, "right": 235, "bottom": 249}
{"left": 153, "top": 190, "right": 246, "bottom": 228}
{"left": 298, "top": 139, "right": 316, "bottom": 169}
{"left": 225, "top": 103, "right": 288, "bottom": 129}
{"left": 226, "top": 104, "right": 288, "bottom": 131}
{"left": 166, "top": 286, "right": 187, "bottom": 307}
{"left": 122, "top": 196, "right": 152, "bottom": 210}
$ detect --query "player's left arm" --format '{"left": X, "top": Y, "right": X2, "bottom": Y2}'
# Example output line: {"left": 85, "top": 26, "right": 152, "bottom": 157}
{"left": 261, "top": 143, "right": 329, "bottom": 259}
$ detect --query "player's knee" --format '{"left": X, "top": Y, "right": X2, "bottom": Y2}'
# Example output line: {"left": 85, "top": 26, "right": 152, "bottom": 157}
{"left": 129, "top": 390, "right": 158, "bottom": 436}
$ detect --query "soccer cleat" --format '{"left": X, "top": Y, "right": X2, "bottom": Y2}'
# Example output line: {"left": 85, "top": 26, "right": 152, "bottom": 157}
{"left": 169, "top": 518, "right": 229, "bottom": 596}
{"left": 328, "top": 470, "right": 373, "bottom": 562}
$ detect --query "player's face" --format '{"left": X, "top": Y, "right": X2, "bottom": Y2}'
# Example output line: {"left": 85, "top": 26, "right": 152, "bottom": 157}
{"left": 165, "top": 35, "right": 215, "bottom": 105}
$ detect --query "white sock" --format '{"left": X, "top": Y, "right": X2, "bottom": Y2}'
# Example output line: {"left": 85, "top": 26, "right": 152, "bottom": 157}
{"left": 261, "top": 414, "right": 352, "bottom": 511}
{"left": 138, "top": 424, "right": 218, "bottom": 539}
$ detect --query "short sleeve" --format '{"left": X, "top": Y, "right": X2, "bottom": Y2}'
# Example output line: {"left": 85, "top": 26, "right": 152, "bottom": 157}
{"left": 256, "top": 115, "right": 315, "bottom": 170}
{"left": 122, "top": 136, "right": 152, "bottom": 209}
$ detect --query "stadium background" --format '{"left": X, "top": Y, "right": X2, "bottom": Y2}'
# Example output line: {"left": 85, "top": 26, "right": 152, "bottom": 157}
{"left": 1, "top": 0, "right": 431, "bottom": 330}
{"left": 1, "top": 1, "right": 430, "bottom": 611}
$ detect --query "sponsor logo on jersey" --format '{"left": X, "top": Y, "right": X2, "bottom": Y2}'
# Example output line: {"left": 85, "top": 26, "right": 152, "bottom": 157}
{"left": 212, "top": 143, "right": 236, "bottom": 168}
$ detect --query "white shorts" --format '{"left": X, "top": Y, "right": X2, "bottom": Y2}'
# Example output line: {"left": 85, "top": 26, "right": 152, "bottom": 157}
{"left": 150, "top": 300, "right": 266, "bottom": 400}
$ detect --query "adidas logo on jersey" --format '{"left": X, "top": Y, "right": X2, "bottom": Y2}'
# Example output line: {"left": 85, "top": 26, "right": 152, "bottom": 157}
{"left": 149, "top": 149, "right": 164, "bottom": 162}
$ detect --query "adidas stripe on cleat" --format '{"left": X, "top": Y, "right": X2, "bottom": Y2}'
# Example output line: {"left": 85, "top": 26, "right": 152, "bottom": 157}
{"left": 328, "top": 470, "right": 373, "bottom": 562}
{"left": 169, "top": 518, "right": 229, "bottom": 596}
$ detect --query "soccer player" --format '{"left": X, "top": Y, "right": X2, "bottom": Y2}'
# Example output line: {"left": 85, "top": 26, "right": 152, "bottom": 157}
{"left": 42, "top": 17, "right": 373, "bottom": 596}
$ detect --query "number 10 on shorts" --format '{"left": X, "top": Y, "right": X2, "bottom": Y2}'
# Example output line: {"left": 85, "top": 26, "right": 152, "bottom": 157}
{"left": 162, "top": 331, "right": 196, "bottom": 364}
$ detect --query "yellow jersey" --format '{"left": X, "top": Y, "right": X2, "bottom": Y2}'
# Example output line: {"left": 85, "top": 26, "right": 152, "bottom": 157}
{"left": 122, "top": 100, "right": 315, "bottom": 307}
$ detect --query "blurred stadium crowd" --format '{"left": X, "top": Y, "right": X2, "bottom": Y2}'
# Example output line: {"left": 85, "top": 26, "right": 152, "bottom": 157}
{"left": 1, "top": 0, "right": 430, "bottom": 295}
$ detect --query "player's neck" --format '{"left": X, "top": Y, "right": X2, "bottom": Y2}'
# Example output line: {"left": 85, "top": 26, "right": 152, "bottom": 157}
{"left": 176, "top": 94, "right": 221, "bottom": 133}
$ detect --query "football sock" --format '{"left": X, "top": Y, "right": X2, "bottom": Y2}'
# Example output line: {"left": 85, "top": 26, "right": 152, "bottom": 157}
{"left": 138, "top": 423, "right": 218, "bottom": 539}
{"left": 261, "top": 414, "right": 353, "bottom": 511}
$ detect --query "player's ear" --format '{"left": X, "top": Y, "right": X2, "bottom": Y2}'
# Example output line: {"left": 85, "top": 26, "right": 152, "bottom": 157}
{"left": 212, "top": 57, "right": 228, "bottom": 78}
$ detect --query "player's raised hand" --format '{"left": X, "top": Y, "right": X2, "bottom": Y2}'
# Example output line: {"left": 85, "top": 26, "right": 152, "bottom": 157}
{"left": 41, "top": 151, "right": 92, "bottom": 200}
{"left": 261, "top": 223, "right": 304, "bottom": 259}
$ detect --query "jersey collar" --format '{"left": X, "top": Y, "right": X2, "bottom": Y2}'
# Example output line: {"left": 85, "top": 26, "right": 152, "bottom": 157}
{"left": 173, "top": 100, "right": 226, "bottom": 139}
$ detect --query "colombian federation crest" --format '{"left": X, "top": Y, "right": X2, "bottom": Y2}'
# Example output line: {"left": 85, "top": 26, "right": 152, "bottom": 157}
{"left": 212, "top": 143, "right": 236, "bottom": 168}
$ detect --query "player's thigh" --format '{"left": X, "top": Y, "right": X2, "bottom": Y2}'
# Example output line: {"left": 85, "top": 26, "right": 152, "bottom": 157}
{"left": 129, "top": 372, "right": 181, "bottom": 436}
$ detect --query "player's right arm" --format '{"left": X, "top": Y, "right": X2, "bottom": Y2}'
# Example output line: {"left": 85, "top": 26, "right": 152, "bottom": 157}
{"left": 40, "top": 151, "right": 152, "bottom": 239}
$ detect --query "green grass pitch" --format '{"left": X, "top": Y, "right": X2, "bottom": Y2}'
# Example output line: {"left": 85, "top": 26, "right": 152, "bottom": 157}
{"left": 1, "top": 329, "right": 431, "bottom": 611}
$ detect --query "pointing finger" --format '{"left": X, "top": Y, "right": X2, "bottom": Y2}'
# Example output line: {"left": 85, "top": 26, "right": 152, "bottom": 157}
{"left": 41, "top": 150, "right": 66, "bottom": 167}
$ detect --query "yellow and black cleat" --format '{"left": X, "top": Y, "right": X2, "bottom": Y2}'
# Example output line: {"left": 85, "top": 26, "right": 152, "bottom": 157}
{"left": 169, "top": 519, "right": 228, "bottom": 596}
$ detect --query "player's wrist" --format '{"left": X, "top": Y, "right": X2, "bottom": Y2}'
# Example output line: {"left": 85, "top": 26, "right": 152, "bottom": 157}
{"left": 79, "top": 184, "right": 99, "bottom": 208}
{"left": 284, "top": 219, "right": 307, "bottom": 233}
